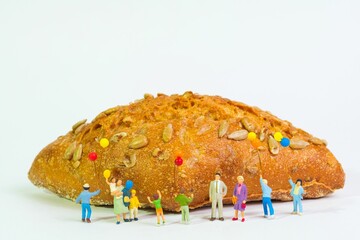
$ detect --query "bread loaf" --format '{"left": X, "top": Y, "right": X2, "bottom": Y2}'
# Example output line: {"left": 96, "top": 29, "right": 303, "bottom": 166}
{"left": 28, "top": 92, "right": 345, "bottom": 211}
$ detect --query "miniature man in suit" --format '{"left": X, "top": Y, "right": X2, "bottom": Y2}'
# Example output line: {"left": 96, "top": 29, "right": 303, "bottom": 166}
{"left": 209, "top": 172, "right": 227, "bottom": 221}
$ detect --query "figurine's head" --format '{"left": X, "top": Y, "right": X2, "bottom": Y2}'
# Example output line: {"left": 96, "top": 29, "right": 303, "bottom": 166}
{"left": 237, "top": 176, "right": 244, "bottom": 184}
{"left": 116, "top": 179, "right": 122, "bottom": 186}
{"left": 215, "top": 172, "right": 221, "bottom": 180}
{"left": 125, "top": 180, "right": 133, "bottom": 190}
{"left": 111, "top": 177, "right": 117, "bottom": 183}
{"left": 131, "top": 189, "right": 136, "bottom": 196}
{"left": 83, "top": 183, "right": 90, "bottom": 190}
{"left": 153, "top": 194, "right": 159, "bottom": 200}
{"left": 296, "top": 179, "right": 302, "bottom": 186}
{"left": 263, "top": 179, "right": 268, "bottom": 185}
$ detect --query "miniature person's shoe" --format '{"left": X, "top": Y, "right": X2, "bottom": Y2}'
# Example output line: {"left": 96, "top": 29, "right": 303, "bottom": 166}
{"left": 116, "top": 221, "right": 120, "bottom": 225}
{"left": 291, "top": 211, "right": 297, "bottom": 215}
{"left": 156, "top": 222, "right": 160, "bottom": 226}
{"left": 134, "top": 218, "right": 139, "bottom": 221}
{"left": 264, "top": 215, "right": 269, "bottom": 218}
{"left": 81, "top": 219, "right": 85, "bottom": 222}
{"left": 210, "top": 217, "right": 216, "bottom": 221}
{"left": 129, "top": 218, "right": 133, "bottom": 222}
{"left": 219, "top": 217, "right": 224, "bottom": 221}
{"left": 268, "top": 215, "right": 275, "bottom": 220}
{"left": 241, "top": 218, "right": 245, "bottom": 222}
{"left": 297, "top": 212, "right": 303, "bottom": 216}
{"left": 124, "top": 219, "right": 130, "bottom": 222}
{"left": 86, "top": 218, "right": 91, "bottom": 223}
{"left": 232, "top": 217, "right": 238, "bottom": 221}
{"left": 162, "top": 221, "right": 165, "bottom": 224}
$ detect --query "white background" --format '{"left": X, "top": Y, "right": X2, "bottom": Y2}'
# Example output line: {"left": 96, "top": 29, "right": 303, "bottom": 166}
{"left": 0, "top": 1, "right": 359, "bottom": 239}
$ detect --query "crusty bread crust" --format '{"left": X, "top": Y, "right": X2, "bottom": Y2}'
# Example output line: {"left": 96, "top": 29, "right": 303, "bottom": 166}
{"left": 28, "top": 92, "right": 345, "bottom": 211}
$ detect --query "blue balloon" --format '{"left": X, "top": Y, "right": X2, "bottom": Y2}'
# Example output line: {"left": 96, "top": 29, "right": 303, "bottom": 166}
{"left": 125, "top": 180, "right": 133, "bottom": 189}
{"left": 280, "top": 137, "right": 290, "bottom": 147}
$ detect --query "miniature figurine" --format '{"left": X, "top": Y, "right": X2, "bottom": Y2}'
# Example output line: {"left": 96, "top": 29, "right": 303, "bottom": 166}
{"left": 129, "top": 189, "right": 141, "bottom": 221}
{"left": 174, "top": 188, "right": 194, "bottom": 224}
{"left": 209, "top": 172, "right": 227, "bottom": 221}
{"left": 232, "top": 176, "right": 247, "bottom": 222}
{"left": 147, "top": 190, "right": 166, "bottom": 226}
{"left": 121, "top": 180, "right": 133, "bottom": 222}
{"left": 289, "top": 176, "right": 305, "bottom": 215}
{"left": 260, "top": 173, "right": 275, "bottom": 219}
{"left": 75, "top": 183, "right": 100, "bottom": 223}
{"left": 106, "top": 177, "right": 120, "bottom": 198}
{"left": 112, "top": 179, "right": 129, "bottom": 224}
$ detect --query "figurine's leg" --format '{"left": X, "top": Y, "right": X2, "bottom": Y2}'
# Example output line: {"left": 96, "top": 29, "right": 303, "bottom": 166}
{"left": 129, "top": 208, "right": 134, "bottom": 220}
{"left": 218, "top": 195, "right": 223, "bottom": 218}
{"left": 134, "top": 208, "right": 138, "bottom": 219}
{"left": 183, "top": 206, "right": 189, "bottom": 223}
{"left": 156, "top": 212, "right": 160, "bottom": 224}
{"left": 262, "top": 198, "right": 268, "bottom": 216}
{"left": 234, "top": 209, "right": 239, "bottom": 218}
{"left": 293, "top": 198, "right": 297, "bottom": 213}
{"left": 181, "top": 206, "right": 185, "bottom": 222}
{"left": 298, "top": 199, "right": 303, "bottom": 213}
{"left": 87, "top": 205, "right": 92, "bottom": 219}
{"left": 81, "top": 204, "right": 86, "bottom": 220}
{"left": 211, "top": 200, "right": 217, "bottom": 218}
{"left": 240, "top": 210, "right": 245, "bottom": 220}
{"left": 269, "top": 200, "right": 274, "bottom": 216}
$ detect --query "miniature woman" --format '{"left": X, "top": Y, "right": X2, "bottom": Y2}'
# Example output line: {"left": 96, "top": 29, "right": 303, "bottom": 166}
{"left": 112, "top": 179, "right": 128, "bottom": 224}
{"left": 232, "top": 176, "right": 247, "bottom": 222}
{"left": 289, "top": 176, "right": 305, "bottom": 215}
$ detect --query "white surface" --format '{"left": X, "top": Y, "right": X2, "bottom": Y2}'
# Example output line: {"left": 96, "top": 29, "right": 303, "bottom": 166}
{"left": 1, "top": 1, "right": 359, "bottom": 239}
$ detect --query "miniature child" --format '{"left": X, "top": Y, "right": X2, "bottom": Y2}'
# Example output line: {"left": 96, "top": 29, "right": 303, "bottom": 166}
{"left": 147, "top": 190, "right": 166, "bottom": 226}
{"left": 106, "top": 177, "right": 120, "bottom": 199}
{"left": 260, "top": 173, "right": 275, "bottom": 219}
{"left": 75, "top": 183, "right": 100, "bottom": 223}
{"left": 289, "top": 176, "right": 305, "bottom": 215}
{"left": 174, "top": 189, "right": 193, "bottom": 224}
{"left": 232, "top": 175, "right": 247, "bottom": 222}
{"left": 129, "top": 189, "right": 141, "bottom": 221}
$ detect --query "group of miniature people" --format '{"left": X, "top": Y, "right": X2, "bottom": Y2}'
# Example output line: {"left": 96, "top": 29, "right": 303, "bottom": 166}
{"left": 209, "top": 172, "right": 304, "bottom": 223}
{"left": 75, "top": 172, "right": 304, "bottom": 224}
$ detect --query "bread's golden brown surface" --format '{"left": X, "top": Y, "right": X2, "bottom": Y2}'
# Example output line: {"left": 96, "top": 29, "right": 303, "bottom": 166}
{"left": 28, "top": 92, "right": 345, "bottom": 211}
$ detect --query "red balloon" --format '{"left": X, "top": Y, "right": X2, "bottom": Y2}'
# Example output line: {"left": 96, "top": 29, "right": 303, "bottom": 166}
{"left": 174, "top": 156, "right": 183, "bottom": 166}
{"left": 88, "top": 152, "right": 97, "bottom": 161}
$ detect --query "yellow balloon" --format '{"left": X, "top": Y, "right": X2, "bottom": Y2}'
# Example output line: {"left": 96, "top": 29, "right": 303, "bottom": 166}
{"left": 100, "top": 138, "right": 109, "bottom": 148}
{"left": 247, "top": 132, "right": 257, "bottom": 141}
{"left": 274, "top": 132, "right": 283, "bottom": 142}
{"left": 103, "top": 169, "right": 111, "bottom": 179}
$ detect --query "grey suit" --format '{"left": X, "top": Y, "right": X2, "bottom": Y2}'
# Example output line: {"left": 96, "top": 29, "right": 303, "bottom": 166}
{"left": 209, "top": 180, "right": 227, "bottom": 218}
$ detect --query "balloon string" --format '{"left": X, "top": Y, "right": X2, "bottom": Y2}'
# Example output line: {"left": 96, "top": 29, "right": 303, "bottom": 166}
{"left": 257, "top": 150, "right": 263, "bottom": 172}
